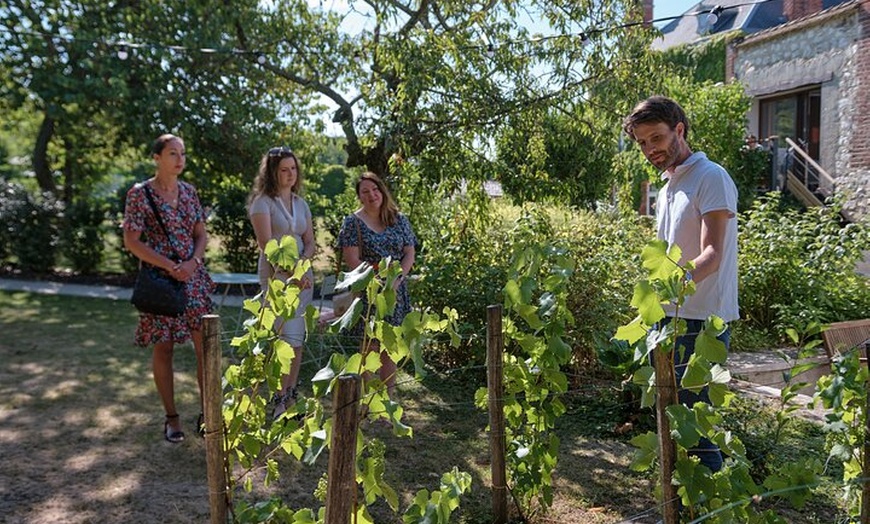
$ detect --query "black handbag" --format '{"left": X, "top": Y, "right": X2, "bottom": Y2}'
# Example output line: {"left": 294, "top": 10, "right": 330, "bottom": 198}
{"left": 130, "top": 184, "right": 188, "bottom": 317}
{"left": 131, "top": 265, "right": 187, "bottom": 317}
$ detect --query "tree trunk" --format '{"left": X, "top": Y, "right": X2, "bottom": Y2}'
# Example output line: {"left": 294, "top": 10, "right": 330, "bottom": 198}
{"left": 63, "top": 137, "right": 74, "bottom": 204}
{"left": 34, "top": 112, "right": 57, "bottom": 195}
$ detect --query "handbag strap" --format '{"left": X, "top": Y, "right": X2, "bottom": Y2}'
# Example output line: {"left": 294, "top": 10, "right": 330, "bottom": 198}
{"left": 142, "top": 182, "right": 184, "bottom": 262}
{"left": 334, "top": 214, "right": 365, "bottom": 277}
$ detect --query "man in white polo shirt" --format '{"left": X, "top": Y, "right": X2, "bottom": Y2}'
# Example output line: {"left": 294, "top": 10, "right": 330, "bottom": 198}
{"left": 623, "top": 95, "right": 739, "bottom": 473}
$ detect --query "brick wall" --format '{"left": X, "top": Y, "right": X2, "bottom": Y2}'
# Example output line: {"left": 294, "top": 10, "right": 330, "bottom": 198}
{"left": 853, "top": 0, "right": 870, "bottom": 170}
{"left": 725, "top": 40, "right": 738, "bottom": 80}
{"left": 642, "top": 0, "right": 653, "bottom": 26}
{"left": 784, "top": 0, "right": 824, "bottom": 21}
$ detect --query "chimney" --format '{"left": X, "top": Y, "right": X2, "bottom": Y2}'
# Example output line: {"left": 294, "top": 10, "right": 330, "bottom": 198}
{"left": 642, "top": 0, "right": 654, "bottom": 27}
{"left": 784, "top": 0, "right": 824, "bottom": 22}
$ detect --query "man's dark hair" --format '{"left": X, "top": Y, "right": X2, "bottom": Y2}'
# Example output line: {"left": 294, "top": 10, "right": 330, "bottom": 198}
{"left": 623, "top": 96, "right": 690, "bottom": 142}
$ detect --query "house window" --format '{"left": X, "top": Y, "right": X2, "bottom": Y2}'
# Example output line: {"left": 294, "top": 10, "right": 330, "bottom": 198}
{"left": 759, "top": 87, "right": 821, "bottom": 160}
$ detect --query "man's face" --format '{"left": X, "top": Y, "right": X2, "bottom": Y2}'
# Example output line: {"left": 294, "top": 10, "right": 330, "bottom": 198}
{"left": 631, "top": 121, "right": 685, "bottom": 172}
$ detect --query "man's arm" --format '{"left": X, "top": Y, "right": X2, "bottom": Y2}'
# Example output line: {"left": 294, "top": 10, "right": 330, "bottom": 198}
{"left": 691, "top": 209, "right": 734, "bottom": 283}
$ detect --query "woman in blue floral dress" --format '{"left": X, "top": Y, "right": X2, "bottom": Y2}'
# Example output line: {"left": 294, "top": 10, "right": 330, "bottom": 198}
{"left": 337, "top": 171, "right": 417, "bottom": 397}
{"left": 123, "top": 134, "right": 215, "bottom": 443}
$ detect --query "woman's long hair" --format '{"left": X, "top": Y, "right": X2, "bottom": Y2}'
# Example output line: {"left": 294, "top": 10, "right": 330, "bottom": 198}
{"left": 357, "top": 171, "right": 398, "bottom": 226}
{"left": 248, "top": 147, "right": 304, "bottom": 206}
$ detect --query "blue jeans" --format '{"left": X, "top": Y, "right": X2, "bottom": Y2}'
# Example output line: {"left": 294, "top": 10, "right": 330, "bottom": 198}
{"left": 658, "top": 317, "right": 730, "bottom": 473}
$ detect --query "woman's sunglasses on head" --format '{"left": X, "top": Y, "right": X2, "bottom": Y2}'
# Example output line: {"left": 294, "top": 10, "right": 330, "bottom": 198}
{"left": 268, "top": 146, "right": 293, "bottom": 158}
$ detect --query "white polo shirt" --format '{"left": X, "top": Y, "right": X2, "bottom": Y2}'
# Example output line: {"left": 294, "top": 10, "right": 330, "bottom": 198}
{"left": 656, "top": 152, "right": 739, "bottom": 322}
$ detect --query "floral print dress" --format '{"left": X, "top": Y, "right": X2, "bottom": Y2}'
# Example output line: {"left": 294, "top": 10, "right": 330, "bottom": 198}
{"left": 337, "top": 213, "right": 417, "bottom": 335}
{"left": 123, "top": 180, "right": 215, "bottom": 347}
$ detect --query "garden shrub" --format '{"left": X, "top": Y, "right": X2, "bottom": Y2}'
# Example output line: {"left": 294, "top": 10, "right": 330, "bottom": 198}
{"left": 209, "top": 177, "right": 258, "bottom": 273}
{"left": 411, "top": 195, "right": 507, "bottom": 367}
{"left": 739, "top": 193, "right": 870, "bottom": 336}
{"left": 307, "top": 164, "right": 349, "bottom": 217}
{"left": 109, "top": 176, "right": 145, "bottom": 275}
{"left": 412, "top": 196, "right": 653, "bottom": 373}
{"left": 0, "top": 179, "right": 15, "bottom": 262}
{"left": 320, "top": 180, "right": 361, "bottom": 255}
{"left": 1, "top": 181, "right": 62, "bottom": 273}
{"left": 557, "top": 208, "right": 653, "bottom": 367}
{"left": 731, "top": 146, "right": 770, "bottom": 212}
{"left": 60, "top": 198, "right": 108, "bottom": 274}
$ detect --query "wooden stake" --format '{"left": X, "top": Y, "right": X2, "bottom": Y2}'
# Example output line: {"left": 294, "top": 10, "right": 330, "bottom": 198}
{"left": 487, "top": 304, "right": 508, "bottom": 524}
{"left": 202, "top": 314, "right": 228, "bottom": 524}
{"left": 325, "top": 374, "right": 361, "bottom": 524}
{"left": 654, "top": 343, "right": 680, "bottom": 524}
{"left": 862, "top": 343, "right": 870, "bottom": 524}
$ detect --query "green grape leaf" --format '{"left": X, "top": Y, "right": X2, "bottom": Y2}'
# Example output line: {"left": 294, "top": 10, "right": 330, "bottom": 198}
{"left": 274, "top": 338, "right": 295, "bottom": 375}
{"left": 666, "top": 404, "right": 703, "bottom": 449}
{"left": 614, "top": 316, "right": 647, "bottom": 345}
{"left": 642, "top": 239, "right": 681, "bottom": 280}
{"left": 696, "top": 317, "right": 727, "bottom": 363}
{"left": 302, "top": 429, "right": 327, "bottom": 465}
{"left": 680, "top": 354, "right": 712, "bottom": 393}
{"left": 632, "top": 366, "right": 656, "bottom": 408}
{"left": 264, "top": 235, "right": 300, "bottom": 270}
{"left": 503, "top": 279, "right": 522, "bottom": 307}
{"left": 631, "top": 280, "right": 666, "bottom": 325}
{"left": 629, "top": 431, "right": 659, "bottom": 471}
{"left": 327, "top": 296, "right": 364, "bottom": 333}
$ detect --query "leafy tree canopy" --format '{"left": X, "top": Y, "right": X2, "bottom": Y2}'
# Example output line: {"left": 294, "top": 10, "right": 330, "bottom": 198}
{"left": 1, "top": 0, "right": 700, "bottom": 209}
{"left": 0, "top": 0, "right": 310, "bottom": 201}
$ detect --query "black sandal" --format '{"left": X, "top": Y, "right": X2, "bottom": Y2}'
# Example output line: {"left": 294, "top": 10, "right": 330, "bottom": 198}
{"left": 272, "top": 388, "right": 303, "bottom": 421}
{"left": 164, "top": 414, "right": 185, "bottom": 443}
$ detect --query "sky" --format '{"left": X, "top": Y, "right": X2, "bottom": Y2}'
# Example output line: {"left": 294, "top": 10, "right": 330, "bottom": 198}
{"left": 320, "top": 0, "right": 704, "bottom": 35}
{"left": 655, "top": 1, "right": 701, "bottom": 24}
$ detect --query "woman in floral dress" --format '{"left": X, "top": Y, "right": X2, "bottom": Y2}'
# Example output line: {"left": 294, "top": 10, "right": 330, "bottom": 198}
{"left": 337, "top": 171, "right": 417, "bottom": 397}
{"left": 123, "top": 134, "right": 214, "bottom": 443}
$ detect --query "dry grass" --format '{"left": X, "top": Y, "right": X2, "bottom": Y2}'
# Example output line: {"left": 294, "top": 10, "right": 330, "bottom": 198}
{"left": 0, "top": 290, "right": 846, "bottom": 524}
{"left": 0, "top": 290, "right": 659, "bottom": 523}
{"left": 0, "top": 291, "right": 211, "bottom": 523}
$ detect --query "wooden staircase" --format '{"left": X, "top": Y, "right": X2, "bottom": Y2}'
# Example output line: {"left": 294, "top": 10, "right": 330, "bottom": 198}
{"left": 782, "top": 137, "right": 833, "bottom": 205}
{"left": 781, "top": 137, "right": 851, "bottom": 220}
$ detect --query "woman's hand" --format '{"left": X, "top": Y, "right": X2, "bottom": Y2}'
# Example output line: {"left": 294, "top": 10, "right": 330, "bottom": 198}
{"left": 292, "top": 273, "right": 312, "bottom": 290}
{"left": 170, "top": 259, "right": 197, "bottom": 282}
{"left": 391, "top": 273, "right": 405, "bottom": 291}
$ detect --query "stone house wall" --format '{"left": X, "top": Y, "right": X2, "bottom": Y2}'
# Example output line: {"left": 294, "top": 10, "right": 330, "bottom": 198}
{"left": 731, "top": 3, "right": 869, "bottom": 221}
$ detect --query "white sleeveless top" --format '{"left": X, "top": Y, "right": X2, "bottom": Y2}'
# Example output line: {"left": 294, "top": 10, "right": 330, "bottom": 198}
{"left": 248, "top": 194, "right": 312, "bottom": 285}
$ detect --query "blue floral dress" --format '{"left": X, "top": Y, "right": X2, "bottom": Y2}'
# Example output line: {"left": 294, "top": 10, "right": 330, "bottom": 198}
{"left": 123, "top": 180, "right": 215, "bottom": 347}
{"left": 337, "top": 213, "right": 417, "bottom": 333}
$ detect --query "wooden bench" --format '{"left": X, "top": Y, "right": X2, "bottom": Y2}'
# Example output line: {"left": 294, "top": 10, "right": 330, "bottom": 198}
{"left": 822, "top": 319, "right": 870, "bottom": 359}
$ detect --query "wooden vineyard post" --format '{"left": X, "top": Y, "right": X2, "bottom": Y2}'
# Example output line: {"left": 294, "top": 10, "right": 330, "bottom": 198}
{"left": 862, "top": 343, "right": 870, "bottom": 524}
{"left": 654, "top": 343, "right": 680, "bottom": 524}
{"left": 325, "top": 374, "right": 361, "bottom": 524}
{"left": 202, "top": 314, "right": 228, "bottom": 524}
{"left": 487, "top": 304, "right": 508, "bottom": 524}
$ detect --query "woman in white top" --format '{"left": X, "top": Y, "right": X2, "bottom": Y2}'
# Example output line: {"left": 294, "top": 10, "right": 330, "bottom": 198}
{"left": 248, "top": 146, "right": 315, "bottom": 418}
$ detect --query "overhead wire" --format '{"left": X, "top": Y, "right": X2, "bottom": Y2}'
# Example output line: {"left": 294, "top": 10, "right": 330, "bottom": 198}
{"left": 0, "top": 1, "right": 775, "bottom": 61}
